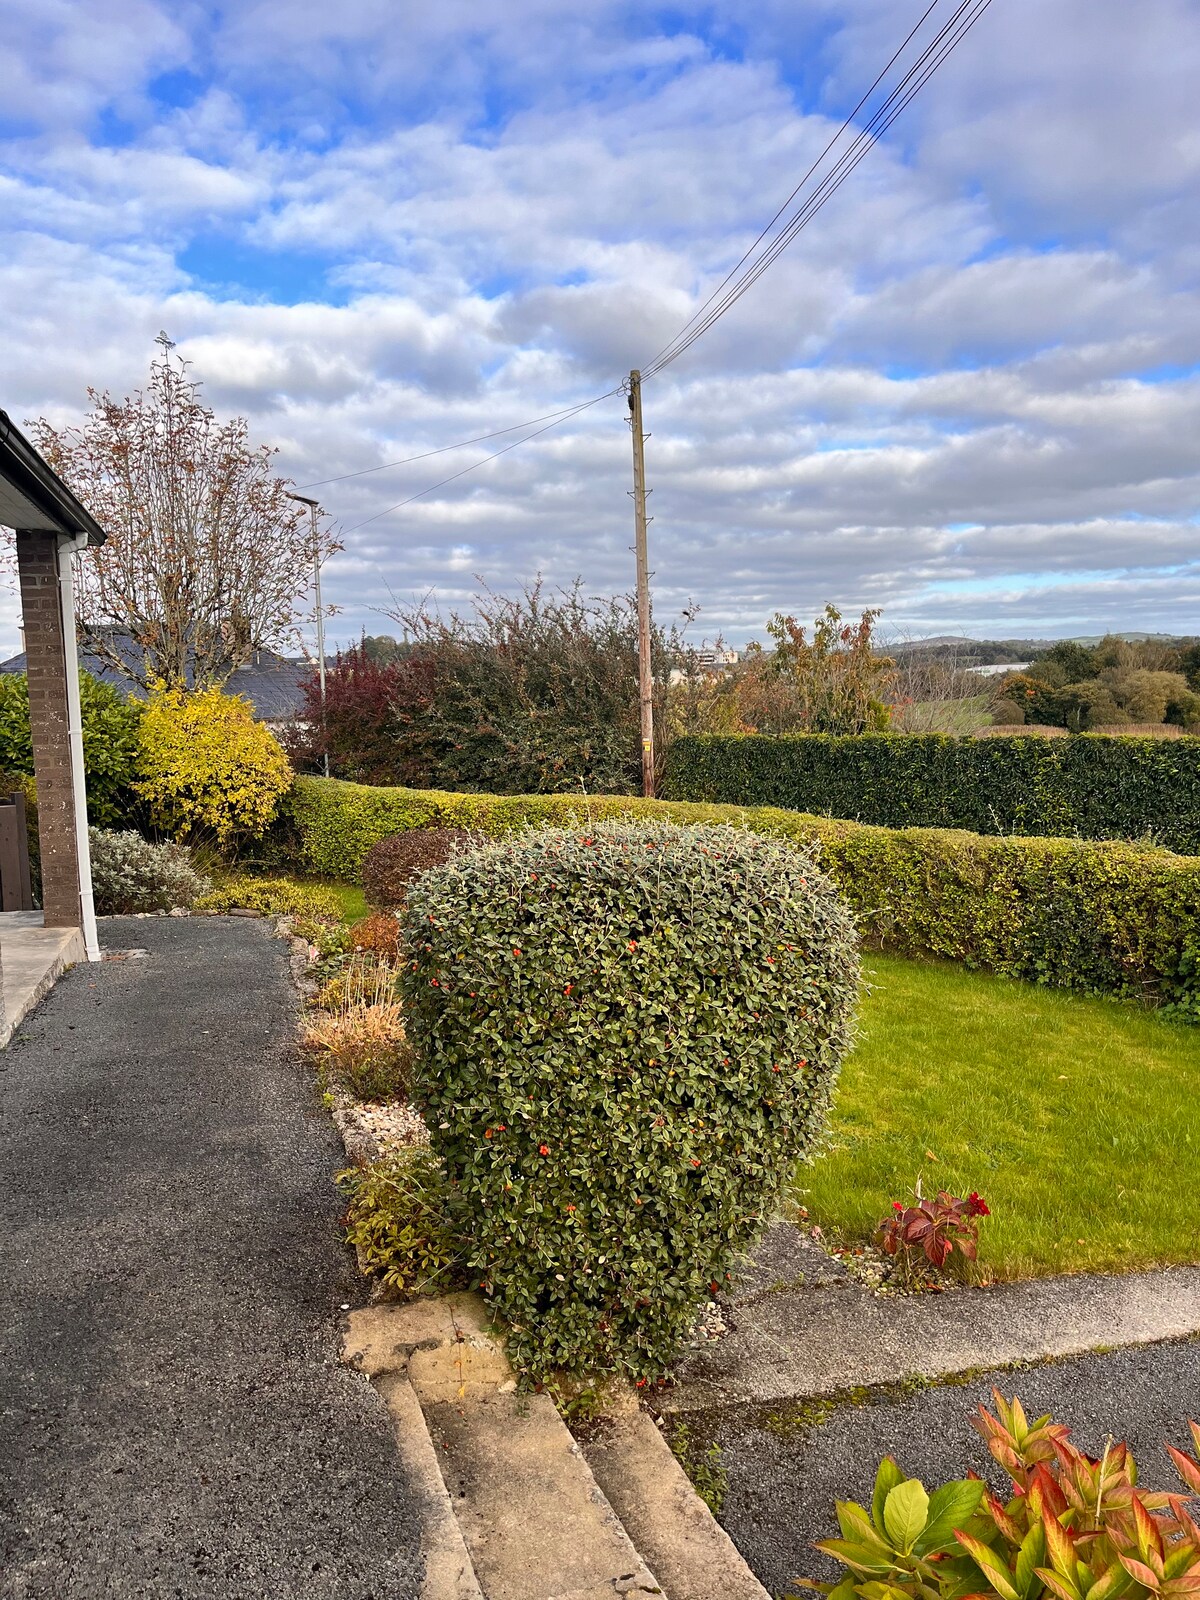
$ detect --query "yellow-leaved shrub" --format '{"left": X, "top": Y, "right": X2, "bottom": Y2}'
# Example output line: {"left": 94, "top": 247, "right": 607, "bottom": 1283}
{"left": 135, "top": 685, "right": 292, "bottom": 847}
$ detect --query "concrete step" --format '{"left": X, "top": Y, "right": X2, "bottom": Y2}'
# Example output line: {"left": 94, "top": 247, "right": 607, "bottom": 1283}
{"left": 581, "top": 1397, "right": 770, "bottom": 1600}
{"left": 343, "top": 1293, "right": 768, "bottom": 1600}
{"left": 411, "top": 1339, "right": 662, "bottom": 1600}
{"left": 344, "top": 1295, "right": 663, "bottom": 1599}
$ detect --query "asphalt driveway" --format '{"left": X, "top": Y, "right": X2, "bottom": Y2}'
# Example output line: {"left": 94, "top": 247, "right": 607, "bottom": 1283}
{"left": 0, "top": 916, "right": 423, "bottom": 1599}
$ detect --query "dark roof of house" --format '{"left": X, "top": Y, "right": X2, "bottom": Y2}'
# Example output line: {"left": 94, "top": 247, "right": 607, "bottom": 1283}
{"left": 0, "top": 636, "right": 313, "bottom": 723}
{"left": 0, "top": 410, "right": 106, "bottom": 545}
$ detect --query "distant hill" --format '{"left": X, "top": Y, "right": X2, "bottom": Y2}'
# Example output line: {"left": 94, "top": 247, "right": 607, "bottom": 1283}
{"left": 888, "top": 632, "right": 1199, "bottom": 666}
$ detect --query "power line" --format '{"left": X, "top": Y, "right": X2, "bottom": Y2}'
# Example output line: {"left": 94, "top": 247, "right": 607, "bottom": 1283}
{"left": 338, "top": 388, "right": 622, "bottom": 535}
{"left": 643, "top": 0, "right": 994, "bottom": 379}
{"left": 641, "top": 0, "right": 939, "bottom": 379}
{"left": 294, "top": 399, "right": 615, "bottom": 489}
{"left": 322, "top": 0, "right": 995, "bottom": 534}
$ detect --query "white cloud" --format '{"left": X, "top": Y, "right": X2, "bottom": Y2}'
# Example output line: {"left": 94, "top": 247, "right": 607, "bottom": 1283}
{"left": 2, "top": 0, "right": 1200, "bottom": 657}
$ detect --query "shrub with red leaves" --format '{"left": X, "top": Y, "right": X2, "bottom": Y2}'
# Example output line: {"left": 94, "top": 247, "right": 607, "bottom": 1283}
{"left": 361, "top": 828, "right": 472, "bottom": 910}
{"left": 350, "top": 911, "right": 403, "bottom": 962}
{"left": 285, "top": 643, "right": 436, "bottom": 785}
{"left": 878, "top": 1185, "right": 990, "bottom": 1277}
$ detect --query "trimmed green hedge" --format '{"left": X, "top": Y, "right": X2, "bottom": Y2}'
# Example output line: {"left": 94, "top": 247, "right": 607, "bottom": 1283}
{"left": 284, "top": 776, "right": 1200, "bottom": 1019}
{"left": 663, "top": 732, "right": 1200, "bottom": 854}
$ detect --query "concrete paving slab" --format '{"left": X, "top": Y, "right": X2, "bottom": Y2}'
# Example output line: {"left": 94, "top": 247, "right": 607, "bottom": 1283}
{"left": 0, "top": 910, "right": 85, "bottom": 1047}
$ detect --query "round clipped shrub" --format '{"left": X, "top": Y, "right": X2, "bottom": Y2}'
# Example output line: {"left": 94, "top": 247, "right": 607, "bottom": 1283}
{"left": 399, "top": 819, "right": 860, "bottom": 1381}
{"left": 361, "top": 827, "right": 472, "bottom": 909}
{"left": 88, "top": 827, "right": 210, "bottom": 914}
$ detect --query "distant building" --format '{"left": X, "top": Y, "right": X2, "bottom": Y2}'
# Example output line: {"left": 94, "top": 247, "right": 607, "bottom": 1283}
{"left": 0, "top": 632, "right": 313, "bottom": 733}
{"left": 965, "top": 662, "right": 1030, "bottom": 678}
{"left": 667, "top": 645, "right": 740, "bottom": 687}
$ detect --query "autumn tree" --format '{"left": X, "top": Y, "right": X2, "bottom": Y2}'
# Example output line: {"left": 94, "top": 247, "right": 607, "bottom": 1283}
{"left": 734, "top": 606, "right": 894, "bottom": 734}
{"left": 29, "top": 337, "right": 337, "bottom": 690}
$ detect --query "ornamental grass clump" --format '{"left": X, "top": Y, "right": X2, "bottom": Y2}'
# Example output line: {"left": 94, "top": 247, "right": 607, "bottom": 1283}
{"left": 398, "top": 819, "right": 860, "bottom": 1382}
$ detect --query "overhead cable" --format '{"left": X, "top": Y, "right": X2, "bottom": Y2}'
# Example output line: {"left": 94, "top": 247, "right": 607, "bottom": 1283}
{"left": 643, "top": 0, "right": 995, "bottom": 379}
{"left": 294, "top": 398, "right": 615, "bottom": 489}
{"left": 338, "top": 388, "right": 622, "bottom": 535}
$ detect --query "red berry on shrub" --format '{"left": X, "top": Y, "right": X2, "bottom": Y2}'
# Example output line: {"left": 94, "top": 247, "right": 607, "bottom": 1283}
{"left": 539, "top": 1144, "right": 550, "bottom": 1156}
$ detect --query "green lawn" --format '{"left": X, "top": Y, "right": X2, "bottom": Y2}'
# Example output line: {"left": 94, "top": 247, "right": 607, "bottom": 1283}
{"left": 796, "top": 954, "right": 1200, "bottom": 1280}
{"left": 312, "top": 878, "right": 368, "bottom": 924}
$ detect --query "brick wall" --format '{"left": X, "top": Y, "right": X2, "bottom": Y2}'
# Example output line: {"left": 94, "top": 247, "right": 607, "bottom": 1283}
{"left": 15, "top": 533, "right": 81, "bottom": 929}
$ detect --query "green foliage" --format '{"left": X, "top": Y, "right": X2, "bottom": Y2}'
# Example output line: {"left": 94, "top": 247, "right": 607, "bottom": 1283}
{"left": 88, "top": 827, "right": 210, "bottom": 914}
{"left": 337, "top": 1149, "right": 461, "bottom": 1297}
{"left": 135, "top": 684, "right": 292, "bottom": 846}
{"left": 361, "top": 827, "right": 473, "bottom": 909}
{"left": 665, "top": 1420, "right": 728, "bottom": 1516}
{"left": 398, "top": 820, "right": 859, "bottom": 1381}
{"left": 285, "top": 776, "right": 1200, "bottom": 1019}
{"left": 664, "top": 731, "right": 1200, "bottom": 854}
{"left": 195, "top": 874, "right": 344, "bottom": 920}
{"left": 0, "top": 670, "right": 142, "bottom": 827}
{"left": 795, "top": 1394, "right": 1200, "bottom": 1600}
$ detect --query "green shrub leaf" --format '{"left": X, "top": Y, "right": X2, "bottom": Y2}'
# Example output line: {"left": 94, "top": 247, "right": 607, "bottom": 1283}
{"left": 883, "top": 1481, "right": 931, "bottom": 1555}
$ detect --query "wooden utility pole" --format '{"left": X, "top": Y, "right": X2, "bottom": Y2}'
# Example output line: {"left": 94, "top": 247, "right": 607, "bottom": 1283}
{"left": 628, "top": 369, "right": 655, "bottom": 798}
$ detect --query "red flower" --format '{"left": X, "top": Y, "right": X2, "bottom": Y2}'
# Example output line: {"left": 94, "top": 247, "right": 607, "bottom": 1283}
{"left": 539, "top": 1144, "right": 550, "bottom": 1156}
{"left": 967, "top": 1192, "right": 991, "bottom": 1217}
{"left": 892, "top": 1200, "right": 904, "bottom": 1213}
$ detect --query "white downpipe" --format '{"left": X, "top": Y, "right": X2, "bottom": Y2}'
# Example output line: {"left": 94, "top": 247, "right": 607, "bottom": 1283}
{"left": 57, "top": 535, "right": 100, "bottom": 961}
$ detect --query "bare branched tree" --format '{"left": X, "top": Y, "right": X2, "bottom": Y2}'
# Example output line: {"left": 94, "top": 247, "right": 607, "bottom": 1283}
{"left": 29, "top": 336, "right": 338, "bottom": 690}
{"left": 885, "top": 634, "right": 999, "bottom": 733}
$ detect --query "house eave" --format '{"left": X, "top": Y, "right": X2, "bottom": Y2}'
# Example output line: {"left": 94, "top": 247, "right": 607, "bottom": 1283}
{"left": 0, "top": 411, "right": 107, "bottom": 546}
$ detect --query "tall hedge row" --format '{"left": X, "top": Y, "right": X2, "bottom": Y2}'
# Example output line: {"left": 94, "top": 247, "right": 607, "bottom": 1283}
{"left": 285, "top": 776, "right": 1200, "bottom": 1019}
{"left": 663, "top": 732, "right": 1200, "bottom": 854}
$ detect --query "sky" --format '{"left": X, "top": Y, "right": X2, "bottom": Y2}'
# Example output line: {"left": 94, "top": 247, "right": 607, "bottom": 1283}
{"left": 3, "top": 0, "right": 1200, "bottom": 656}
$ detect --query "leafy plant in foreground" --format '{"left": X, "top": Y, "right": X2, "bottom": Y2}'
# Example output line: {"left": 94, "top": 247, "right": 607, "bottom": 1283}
{"left": 878, "top": 1185, "right": 990, "bottom": 1281}
{"left": 795, "top": 1391, "right": 1200, "bottom": 1600}
{"left": 338, "top": 1149, "right": 459, "bottom": 1297}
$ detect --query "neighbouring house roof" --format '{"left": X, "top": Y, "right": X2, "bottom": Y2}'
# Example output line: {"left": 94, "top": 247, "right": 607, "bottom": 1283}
{"left": 0, "top": 634, "right": 315, "bottom": 724}
{"left": 0, "top": 410, "right": 106, "bottom": 545}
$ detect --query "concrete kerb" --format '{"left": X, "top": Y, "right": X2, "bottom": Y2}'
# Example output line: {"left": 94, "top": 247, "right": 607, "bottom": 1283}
{"left": 663, "top": 1222, "right": 1200, "bottom": 1414}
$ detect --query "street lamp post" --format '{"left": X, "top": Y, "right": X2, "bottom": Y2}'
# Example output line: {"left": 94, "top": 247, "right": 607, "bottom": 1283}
{"left": 286, "top": 493, "right": 329, "bottom": 780}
